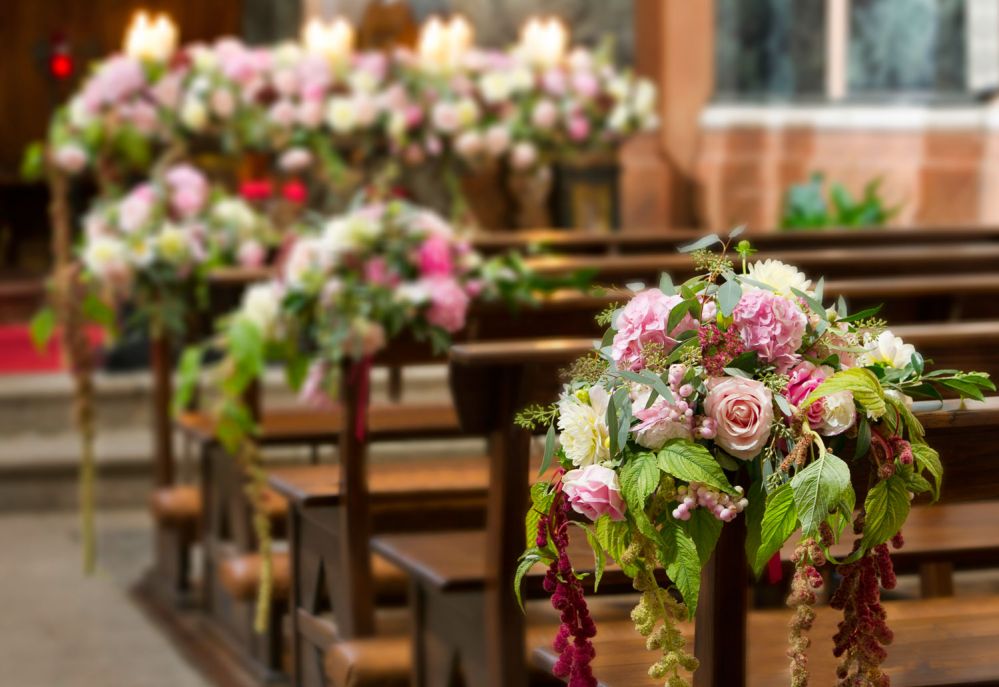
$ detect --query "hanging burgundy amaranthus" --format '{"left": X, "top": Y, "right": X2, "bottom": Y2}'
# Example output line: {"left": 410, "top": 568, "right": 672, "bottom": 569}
{"left": 538, "top": 475, "right": 597, "bottom": 687}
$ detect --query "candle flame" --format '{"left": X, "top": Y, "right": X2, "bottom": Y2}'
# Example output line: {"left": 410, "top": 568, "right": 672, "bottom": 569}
{"left": 418, "top": 15, "right": 475, "bottom": 71}
{"left": 518, "top": 16, "right": 569, "bottom": 67}
{"left": 123, "top": 10, "right": 178, "bottom": 62}
{"left": 302, "top": 17, "right": 355, "bottom": 65}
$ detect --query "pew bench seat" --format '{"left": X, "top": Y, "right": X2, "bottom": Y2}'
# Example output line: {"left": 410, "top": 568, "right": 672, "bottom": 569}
{"left": 177, "top": 401, "right": 468, "bottom": 447}
{"left": 533, "top": 595, "right": 999, "bottom": 686}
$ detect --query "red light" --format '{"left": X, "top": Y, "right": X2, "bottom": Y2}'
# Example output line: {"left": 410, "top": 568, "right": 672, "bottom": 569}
{"left": 50, "top": 52, "right": 73, "bottom": 80}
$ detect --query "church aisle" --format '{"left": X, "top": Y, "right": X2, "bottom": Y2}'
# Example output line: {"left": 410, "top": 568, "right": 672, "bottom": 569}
{"left": 0, "top": 510, "right": 208, "bottom": 687}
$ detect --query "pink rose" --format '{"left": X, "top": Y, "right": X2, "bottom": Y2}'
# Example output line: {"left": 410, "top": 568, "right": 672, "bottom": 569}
{"left": 611, "top": 288, "right": 696, "bottom": 371}
{"left": 53, "top": 144, "right": 87, "bottom": 174}
{"left": 567, "top": 114, "right": 591, "bottom": 142}
{"left": 704, "top": 376, "right": 773, "bottom": 460}
{"left": 732, "top": 290, "right": 807, "bottom": 371}
{"left": 210, "top": 89, "right": 236, "bottom": 119}
{"left": 268, "top": 99, "right": 297, "bottom": 128}
{"left": 165, "top": 165, "right": 209, "bottom": 218}
{"left": 785, "top": 361, "right": 830, "bottom": 428}
{"left": 418, "top": 235, "right": 454, "bottom": 277}
{"left": 278, "top": 147, "right": 313, "bottom": 172}
{"left": 118, "top": 184, "right": 156, "bottom": 234}
{"left": 238, "top": 240, "right": 267, "bottom": 268}
{"left": 424, "top": 277, "right": 469, "bottom": 333}
{"left": 298, "top": 100, "right": 324, "bottom": 128}
{"left": 431, "top": 102, "right": 460, "bottom": 133}
{"left": 485, "top": 124, "right": 511, "bottom": 156}
{"left": 562, "top": 465, "right": 627, "bottom": 522}
{"left": 510, "top": 142, "right": 538, "bottom": 170}
{"left": 364, "top": 257, "right": 394, "bottom": 286}
{"left": 532, "top": 99, "right": 559, "bottom": 130}
{"left": 571, "top": 70, "right": 600, "bottom": 99}
{"left": 542, "top": 69, "right": 568, "bottom": 96}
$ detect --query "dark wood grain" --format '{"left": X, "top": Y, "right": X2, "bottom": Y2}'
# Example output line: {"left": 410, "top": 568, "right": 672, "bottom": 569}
{"left": 150, "top": 333, "right": 174, "bottom": 487}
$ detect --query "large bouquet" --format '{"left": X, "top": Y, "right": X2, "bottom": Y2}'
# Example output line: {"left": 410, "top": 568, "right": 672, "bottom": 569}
{"left": 517, "top": 234, "right": 993, "bottom": 687}
{"left": 80, "top": 163, "right": 275, "bottom": 333}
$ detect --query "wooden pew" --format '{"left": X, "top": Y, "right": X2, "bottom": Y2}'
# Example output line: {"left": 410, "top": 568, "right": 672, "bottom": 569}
{"left": 371, "top": 339, "right": 999, "bottom": 687}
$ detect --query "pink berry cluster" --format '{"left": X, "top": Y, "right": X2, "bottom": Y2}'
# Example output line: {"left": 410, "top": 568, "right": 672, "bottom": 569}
{"left": 539, "top": 478, "right": 597, "bottom": 687}
{"left": 671, "top": 482, "right": 749, "bottom": 522}
{"left": 698, "top": 322, "right": 746, "bottom": 377}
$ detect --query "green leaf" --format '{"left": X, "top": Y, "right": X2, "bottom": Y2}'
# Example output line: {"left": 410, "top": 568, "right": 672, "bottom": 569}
{"left": 911, "top": 442, "right": 942, "bottom": 502}
{"left": 540, "top": 423, "right": 557, "bottom": 476}
{"left": 941, "top": 378, "right": 985, "bottom": 401}
{"left": 854, "top": 416, "right": 871, "bottom": 460}
{"left": 173, "top": 345, "right": 203, "bottom": 415}
{"left": 677, "top": 234, "right": 721, "bottom": 253}
{"left": 717, "top": 279, "right": 742, "bottom": 317}
{"left": 606, "top": 391, "right": 619, "bottom": 457}
{"left": 657, "top": 440, "right": 737, "bottom": 494}
{"left": 82, "top": 293, "right": 116, "bottom": 332}
{"left": 679, "top": 507, "right": 723, "bottom": 566}
{"left": 619, "top": 368, "right": 675, "bottom": 405}
{"left": 667, "top": 300, "right": 693, "bottom": 334}
{"left": 791, "top": 287, "right": 827, "bottom": 320}
{"left": 753, "top": 483, "right": 798, "bottom": 575}
{"left": 900, "top": 470, "right": 932, "bottom": 495}
{"left": 29, "top": 307, "right": 56, "bottom": 352}
{"left": 619, "top": 452, "right": 660, "bottom": 510}
{"left": 583, "top": 527, "right": 607, "bottom": 592}
{"left": 804, "top": 368, "right": 885, "bottom": 419}
{"left": 790, "top": 451, "right": 851, "bottom": 537}
{"left": 659, "top": 273, "right": 676, "bottom": 296}
{"left": 20, "top": 141, "right": 46, "bottom": 181}
{"left": 594, "top": 515, "right": 631, "bottom": 568}
{"left": 659, "top": 517, "right": 702, "bottom": 618}
{"left": 743, "top": 480, "right": 766, "bottom": 571}
{"left": 862, "top": 475, "right": 910, "bottom": 548}
{"left": 514, "top": 548, "right": 553, "bottom": 611}
{"left": 526, "top": 482, "right": 555, "bottom": 548}
{"left": 885, "top": 394, "right": 925, "bottom": 441}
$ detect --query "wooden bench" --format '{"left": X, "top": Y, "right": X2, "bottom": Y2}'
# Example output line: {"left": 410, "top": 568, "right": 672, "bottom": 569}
{"left": 369, "top": 338, "right": 999, "bottom": 687}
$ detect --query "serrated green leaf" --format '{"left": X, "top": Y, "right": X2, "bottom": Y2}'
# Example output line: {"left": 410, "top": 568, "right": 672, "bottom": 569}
{"left": 791, "top": 451, "right": 851, "bottom": 537}
{"left": 862, "top": 475, "right": 910, "bottom": 548}
{"left": 29, "top": 307, "right": 56, "bottom": 352}
{"left": 679, "top": 507, "right": 723, "bottom": 566}
{"left": 525, "top": 482, "right": 555, "bottom": 548}
{"left": 594, "top": 514, "right": 631, "bottom": 568}
{"left": 620, "top": 452, "right": 660, "bottom": 510}
{"left": 659, "top": 517, "right": 702, "bottom": 618}
{"left": 911, "top": 442, "right": 942, "bottom": 502}
{"left": 753, "top": 483, "right": 798, "bottom": 575}
{"left": 717, "top": 279, "right": 742, "bottom": 317}
{"left": 657, "top": 440, "right": 736, "bottom": 494}
{"left": 805, "top": 367, "right": 885, "bottom": 419}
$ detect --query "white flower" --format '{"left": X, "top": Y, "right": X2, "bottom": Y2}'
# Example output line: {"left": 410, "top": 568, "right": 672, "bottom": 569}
{"left": 156, "top": 223, "right": 189, "bottom": 264}
{"left": 745, "top": 259, "right": 812, "bottom": 297}
{"left": 479, "top": 71, "right": 513, "bottom": 104}
{"left": 53, "top": 144, "right": 88, "bottom": 174}
{"left": 455, "top": 98, "right": 480, "bottom": 128}
{"left": 633, "top": 80, "right": 657, "bottom": 117}
{"left": 129, "top": 237, "right": 156, "bottom": 267}
{"left": 395, "top": 282, "right": 430, "bottom": 305}
{"left": 607, "top": 105, "right": 630, "bottom": 133}
{"left": 118, "top": 190, "right": 154, "bottom": 234}
{"left": 180, "top": 97, "right": 209, "bottom": 131}
{"left": 454, "top": 130, "right": 483, "bottom": 159}
{"left": 817, "top": 390, "right": 856, "bottom": 436}
{"left": 84, "top": 236, "right": 129, "bottom": 278}
{"left": 240, "top": 282, "right": 282, "bottom": 334}
{"left": 68, "top": 97, "right": 93, "bottom": 129}
{"left": 860, "top": 331, "right": 916, "bottom": 369}
{"left": 326, "top": 97, "right": 356, "bottom": 134}
{"left": 278, "top": 147, "right": 313, "bottom": 173}
{"left": 283, "top": 237, "right": 326, "bottom": 289}
{"left": 510, "top": 141, "right": 538, "bottom": 170}
{"left": 557, "top": 385, "right": 610, "bottom": 467}
{"left": 349, "top": 70, "right": 379, "bottom": 95}
{"left": 485, "top": 124, "right": 511, "bottom": 156}
{"left": 212, "top": 198, "right": 257, "bottom": 231}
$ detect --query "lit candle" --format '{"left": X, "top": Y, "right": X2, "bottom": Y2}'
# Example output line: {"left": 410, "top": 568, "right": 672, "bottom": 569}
{"left": 302, "top": 17, "right": 355, "bottom": 67}
{"left": 518, "top": 16, "right": 569, "bottom": 68}
{"left": 123, "top": 10, "right": 178, "bottom": 62}
{"left": 418, "top": 15, "right": 474, "bottom": 71}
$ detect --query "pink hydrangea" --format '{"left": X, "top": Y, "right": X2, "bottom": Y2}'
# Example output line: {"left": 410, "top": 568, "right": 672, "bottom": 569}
{"left": 785, "top": 361, "right": 830, "bottom": 428}
{"left": 562, "top": 465, "right": 627, "bottom": 522}
{"left": 731, "top": 290, "right": 807, "bottom": 371}
{"left": 418, "top": 235, "right": 455, "bottom": 278}
{"left": 424, "top": 277, "right": 469, "bottom": 333}
{"left": 632, "top": 399, "right": 693, "bottom": 450}
{"left": 611, "top": 288, "right": 696, "bottom": 371}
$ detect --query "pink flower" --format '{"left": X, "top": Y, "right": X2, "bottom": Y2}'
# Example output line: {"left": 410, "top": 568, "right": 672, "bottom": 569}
{"left": 297, "top": 100, "right": 324, "bottom": 128}
{"left": 510, "top": 142, "right": 539, "bottom": 170}
{"left": 532, "top": 99, "right": 559, "bottom": 130}
{"left": 118, "top": 183, "right": 156, "bottom": 233}
{"left": 632, "top": 399, "right": 693, "bottom": 450}
{"left": 567, "top": 114, "right": 591, "bottom": 142}
{"left": 732, "top": 290, "right": 807, "bottom": 371}
{"left": 268, "top": 99, "right": 297, "bottom": 128}
{"left": 126, "top": 101, "right": 159, "bottom": 134}
{"left": 424, "top": 277, "right": 469, "bottom": 333}
{"left": 562, "top": 465, "right": 627, "bottom": 522}
{"left": 431, "top": 102, "right": 460, "bottom": 133}
{"left": 238, "top": 240, "right": 266, "bottom": 268}
{"left": 364, "top": 256, "right": 394, "bottom": 286}
{"left": 571, "top": 70, "right": 600, "bottom": 99}
{"left": 210, "top": 89, "right": 236, "bottom": 119}
{"left": 278, "top": 147, "right": 313, "bottom": 172}
{"left": 485, "top": 124, "right": 511, "bottom": 156}
{"left": 418, "top": 235, "right": 454, "bottom": 277}
{"left": 345, "top": 318, "right": 386, "bottom": 358}
{"left": 703, "top": 376, "right": 773, "bottom": 460}
{"left": 785, "top": 361, "right": 829, "bottom": 428}
{"left": 165, "top": 165, "right": 209, "bottom": 218}
{"left": 542, "top": 69, "right": 568, "bottom": 96}
{"left": 53, "top": 144, "right": 87, "bottom": 174}
{"left": 455, "top": 131, "right": 483, "bottom": 159}
{"left": 611, "top": 288, "right": 696, "bottom": 371}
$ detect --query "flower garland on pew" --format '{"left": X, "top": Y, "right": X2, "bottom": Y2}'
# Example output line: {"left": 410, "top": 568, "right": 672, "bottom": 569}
{"left": 25, "top": 37, "right": 658, "bottom": 217}
{"left": 31, "top": 164, "right": 276, "bottom": 571}
{"left": 515, "top": 232, "right": 994, "bottom": 687}
{"left": 178, "top": 196, "right": 592, "bottom": 630}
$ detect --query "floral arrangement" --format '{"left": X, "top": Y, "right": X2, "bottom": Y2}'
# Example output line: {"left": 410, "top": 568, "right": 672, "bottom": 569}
{"left": 78, "top": 163, "right": 275, "bottom": 334}
{"left": 516, "top": 233, "right": 993, "bottom": 687}
{"left": 30, "top": 37, "right": 657, "bottom": 189}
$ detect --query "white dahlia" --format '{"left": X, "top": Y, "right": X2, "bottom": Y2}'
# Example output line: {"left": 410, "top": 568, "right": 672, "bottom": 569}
{"left": 557, "top": 385, "right": 611, "bottom": 467}
{"left": 745, "top": 259, "right": 812, "bottom": 297}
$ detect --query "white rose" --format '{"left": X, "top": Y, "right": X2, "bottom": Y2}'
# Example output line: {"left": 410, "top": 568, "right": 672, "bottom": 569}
{"left": 326, "top": 97, "right": 356, "bottom": 134}
{"left": 860, "top": 331, "right": 917, "bottom": 369}
{"left": 240, "top": 282, "right": 282, "bottom": 334}
{"left": 83, "top": 236, "right": 129, "bottom": 280}
{"left": 816, "top": 390, "right": 856, "bottom": 436}
{"left": 156, "top": 224, "right": 189, "bottom": 264}
{"left": 557, "top": 385, "right": 610, "bottom": 467}
{"left": 180, "top": 97, "right": 209, "bottom": 132}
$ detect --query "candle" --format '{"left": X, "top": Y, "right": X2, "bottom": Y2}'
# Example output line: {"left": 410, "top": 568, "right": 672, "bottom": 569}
{"left": 518, "top": 16, "right": 569, "bottom": 68}
{"left": 123, "top": 10, "right": 178, "bottom": 62}
{"left": 418, "top": 15, "right": 474, "bottom": 71}
{"left": 302, "top": 17, "right": 355, "bottom": 67}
